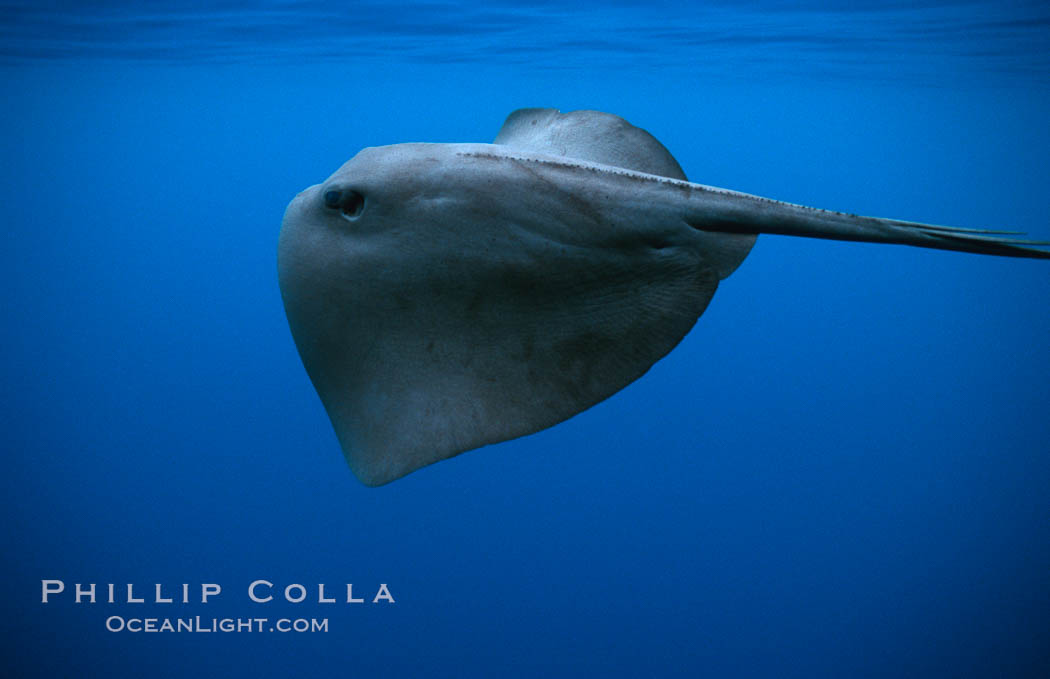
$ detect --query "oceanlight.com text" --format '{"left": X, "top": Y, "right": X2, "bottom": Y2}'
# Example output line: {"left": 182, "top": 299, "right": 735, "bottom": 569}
{"left": 105, "top": 616, "right": 329, "bottom": 633}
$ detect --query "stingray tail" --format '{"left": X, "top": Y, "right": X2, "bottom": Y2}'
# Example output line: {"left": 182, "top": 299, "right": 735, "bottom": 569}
{"left": 683, "top": 188, "right": 1050, "bottom": 259}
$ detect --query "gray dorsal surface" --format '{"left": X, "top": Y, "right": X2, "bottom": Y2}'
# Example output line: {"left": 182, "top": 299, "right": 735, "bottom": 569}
{"left": 278, "top": 108, "right": 1049, "bottom": 486}
{"left": 494, "top": 108, "right": 688, "bottom": 178}
{"left": 494, "top": 108, "right": 756, "bottom": 279}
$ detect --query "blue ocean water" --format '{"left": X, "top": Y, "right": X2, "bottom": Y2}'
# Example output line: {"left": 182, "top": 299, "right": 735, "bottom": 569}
{"left": 3, "top": 2, "right": 1049, "bottom": 677}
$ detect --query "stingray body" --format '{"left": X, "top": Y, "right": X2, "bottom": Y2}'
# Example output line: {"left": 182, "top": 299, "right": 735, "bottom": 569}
{"left": 278, "top": 108, "right": 1048, "bottom": 486}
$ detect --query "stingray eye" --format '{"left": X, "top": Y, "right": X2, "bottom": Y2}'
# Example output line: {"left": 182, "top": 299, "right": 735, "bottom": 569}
{"left": 323, "top": 189, "right": 342, "bottom": 208}
{"left": 323, "top": 188, "right": 366, "bottom": 221}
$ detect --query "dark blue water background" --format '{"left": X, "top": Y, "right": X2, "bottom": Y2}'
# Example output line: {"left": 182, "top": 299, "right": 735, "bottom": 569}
{"left": 3, "top": 2, "right": 1049, "bottom": 677}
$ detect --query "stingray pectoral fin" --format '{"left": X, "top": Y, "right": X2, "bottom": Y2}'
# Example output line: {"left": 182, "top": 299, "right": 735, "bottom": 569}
{"left": 683, "top": 188, "right": 1050, "bottom": 259}
{"left": 495, "top": 108, "right": 758, "bottom": 279}
{"left": 494, "top": 108, "right": 690, "bottom": 180}
{"left": 316, "top": 242, "right": 720, "bottom": 487}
